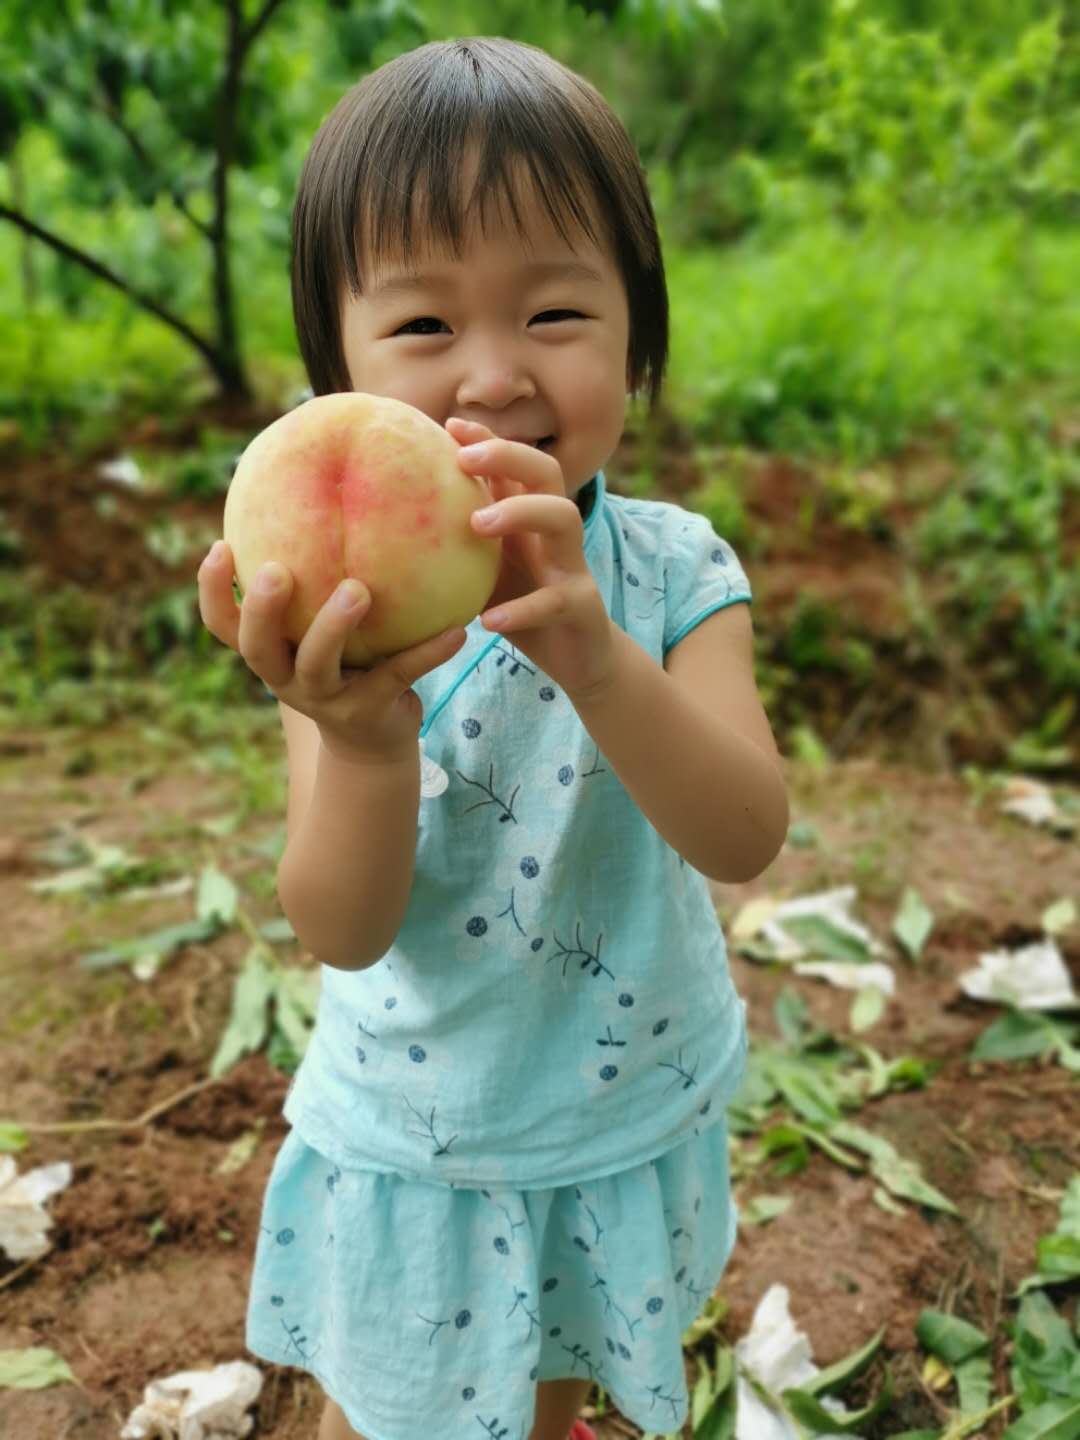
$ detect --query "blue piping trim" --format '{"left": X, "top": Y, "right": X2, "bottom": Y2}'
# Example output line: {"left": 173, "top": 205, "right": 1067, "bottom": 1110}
{"left": 663, "top": 594, "right": 751, "bottom": 657}
{"left": 419, "top": 471, "right": 608, "bottom": 740}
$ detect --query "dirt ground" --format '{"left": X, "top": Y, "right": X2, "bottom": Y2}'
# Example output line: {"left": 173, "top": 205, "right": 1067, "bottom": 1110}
{"left": 1, "top": 728, "right": 1077, "bottom": 1440}
{"left": 0, "top": 414, "right": 1078, "bottom": 1437}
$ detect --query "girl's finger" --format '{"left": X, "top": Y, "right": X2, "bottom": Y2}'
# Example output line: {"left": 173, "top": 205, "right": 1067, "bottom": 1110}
{"left": 236, "top": 562, "right": 299, "bottom": 690}
{"left": 479, "top": 584, "right": 572, "bottom": 634}
{"left": 366, "top": 623, "right": 469, "bottom": 702}
{"left": 452, "top": 429, "right": 565, "bottom": 498}
{"left": 197, "top": 543, "right": 240, "bottom": 649}
{"left": 471, "top": 493, "right": 585, "bottom": 571}
{"left": 292, "top": 579, "right": 373, "bottom": 692}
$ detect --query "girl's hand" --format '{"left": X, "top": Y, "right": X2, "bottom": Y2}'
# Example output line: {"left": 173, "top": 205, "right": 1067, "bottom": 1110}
{"left": 447, "top": 417, "right": 617, "bottom": 702}
{"left": 197, "top": 542, "right": 468, "bottom": 765}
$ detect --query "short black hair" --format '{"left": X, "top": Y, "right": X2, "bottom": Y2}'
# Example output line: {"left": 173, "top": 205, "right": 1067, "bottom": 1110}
{"left": 291, "top": 36, "right": 668, "bottom": 408}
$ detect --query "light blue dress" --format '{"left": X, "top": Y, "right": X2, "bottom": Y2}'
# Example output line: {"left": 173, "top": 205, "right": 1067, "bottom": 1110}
{"left": 246, "top": 472, "right": 754, "bottom": 1438}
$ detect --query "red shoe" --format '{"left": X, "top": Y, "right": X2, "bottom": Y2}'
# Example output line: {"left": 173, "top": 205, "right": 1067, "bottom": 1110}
{"left": 569, "top": 1424, "right": 597, "bottom": 1440}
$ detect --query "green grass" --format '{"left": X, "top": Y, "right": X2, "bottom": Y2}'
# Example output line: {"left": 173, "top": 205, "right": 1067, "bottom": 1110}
{"left": 664, "top": 215, "right": 1080, "bottom": 461}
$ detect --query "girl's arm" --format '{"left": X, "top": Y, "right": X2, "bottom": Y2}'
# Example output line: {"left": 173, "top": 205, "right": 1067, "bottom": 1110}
{"left": 571, "top": 603, "right": 788, "bottom": 884}
{"left": 275, "top": 703, "right": 420, "bottom": 971}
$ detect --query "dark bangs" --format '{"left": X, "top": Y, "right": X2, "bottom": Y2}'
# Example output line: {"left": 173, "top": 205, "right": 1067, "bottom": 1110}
{"left": 291, "top": 37, "right": 668, "bottom": 407}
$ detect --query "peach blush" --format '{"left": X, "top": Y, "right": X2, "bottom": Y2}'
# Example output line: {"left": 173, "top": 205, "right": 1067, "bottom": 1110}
{"left": 223, "top": 393, "right": 502, "bottom": 667}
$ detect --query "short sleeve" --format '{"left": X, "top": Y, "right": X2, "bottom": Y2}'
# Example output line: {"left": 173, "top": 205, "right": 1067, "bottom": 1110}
{"left": 662, "top": 507, "right": 752, "bottom": 655}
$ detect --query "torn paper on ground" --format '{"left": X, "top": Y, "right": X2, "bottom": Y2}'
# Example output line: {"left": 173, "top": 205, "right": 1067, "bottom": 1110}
{"left": 793, "top": 960, "right": 897, "bottom": 995}
{"left": 999, "top": 777, "right": 1070, "bottom": 831}
{"left": 0, "top": 1156, "right": 73, "bottom": 1262}
{"left": 733, "top": 886, "right": 891, "bottom": 962}
{"left": 735, "top": 1284, "right": 853, "bottom": 1440}
{"left": 959, "top": 937, "right": 1080, "bottom": 1011}
{"left": 119, "top": 1360, "right": 263, "bottom": 1440}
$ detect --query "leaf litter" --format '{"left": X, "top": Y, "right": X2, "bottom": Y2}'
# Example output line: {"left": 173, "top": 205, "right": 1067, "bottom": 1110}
{"left": 1, "top": 743, "right": 1078, "bottom": 1439}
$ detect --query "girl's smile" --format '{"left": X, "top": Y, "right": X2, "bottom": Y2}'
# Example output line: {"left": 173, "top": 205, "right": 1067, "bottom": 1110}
{"left": 338, "top": 168, "right": 632, "bottom": 501}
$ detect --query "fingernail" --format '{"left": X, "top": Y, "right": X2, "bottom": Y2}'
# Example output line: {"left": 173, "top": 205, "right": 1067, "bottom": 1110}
{"left": 474, "top": 505, "right": 497, "bottom": 526}
{"left": 459, "top": 443, "right": 490, "bottom": 463}
{"left": 256, "top": 563, "right": 285, "bottom": 594}
{"left": 204, "top": 541, "right": 226, "bottom": 568}
{"left": 335, "top": 580, "right": 365, "bottom": 611}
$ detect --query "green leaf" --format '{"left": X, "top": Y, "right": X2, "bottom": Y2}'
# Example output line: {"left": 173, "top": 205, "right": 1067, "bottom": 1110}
{"left": 209, "top": 945, "right": 276, "bottom": 1078}
{"left": 1035, "top": 1235, "right": 1080, "bottom": 1284}
{"left": 916, "top": 1310, "right": 992, "bottom": 1367}
{"left": 0, "top": 1347, "right": 76, "bottom": 1388}
{"left": 850, "top": 985, "right": 886, "bottom": 1032}
{"left": 783, "top": 914, "right": 871, "bottom": 965}
{"left": 0, "top": 1124, "right": 28, "bottom": 1153}
{"left": 694, "top": 1371, "right": 737, "bottom": 1440}
{"left": 197, "top": 864, "right": 238, "bottom": 926}
{"left": 78, "top": 916, "right": 219, "bottom": 970}
{"left": 741, "top": 1194, "right": 793, "bottom": 1225}
{"left": 803, "top": 1325, "right": 886, "bottom": 1397}
{"left": 956, "top": 1352, "right": 992, "bottom": 1416}
{"left": 1059, "top": 1177, "right": 1080, "bottom": 1238}
{"left": 971, "top": 1011, "right": 1063, "bottom": 1063}
{"left": 834, "top": 1124, "right": 958, "bottom": 1213}
{"left": 765, "top": 1055, "right": 841, "bottom": 1127}
{"left": 784, "top": 1362, "right": 893, "bottom": 1433}
{"left": 1001, "top": 1397, "right": 1080, "bottom": 1440}
{"left": 271, "top": 965, "right": 318, "bottom": 1057}
{"left": 893, "top": 886, "right": 934, "bottom": 961}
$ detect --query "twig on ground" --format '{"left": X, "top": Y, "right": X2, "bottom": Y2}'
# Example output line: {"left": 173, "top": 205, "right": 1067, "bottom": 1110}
{"left": 0, "top": 1245, "right": 52, "bottom": 1291}
{"left": 8, "top": 1073, "right": 227, "bottom": 1135}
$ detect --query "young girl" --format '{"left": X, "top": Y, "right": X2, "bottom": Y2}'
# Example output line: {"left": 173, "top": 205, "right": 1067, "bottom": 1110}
{"left": 198, "top": 36, "right": 788, "bottom": 1440}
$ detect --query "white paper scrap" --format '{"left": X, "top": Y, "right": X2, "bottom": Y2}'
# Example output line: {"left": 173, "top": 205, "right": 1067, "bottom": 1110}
{"left": 794, "top": 961, "right": 897, "bottom": 996}
{"left": 738, "top": 886, "right": 890, "bottom": 962}
{"left": 119, "top": 1360, "right": 264, "bottom": 1440}
{"left": 959, "top": 938, "right": 1080, "bottom": 1012}
{"left": 999, "top": 777, "right": 1064, "bottom": 829}
{"left": 735, "top": 1284, "right": 852, "bottom": 1440}
{"left": 0, "top": 1156, "right": 73, "bottom": 1262}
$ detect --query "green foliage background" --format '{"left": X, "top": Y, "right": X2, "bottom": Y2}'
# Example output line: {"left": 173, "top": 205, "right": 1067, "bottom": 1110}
{"left": 1, "top": 0, "right": 1078, "bottom": 762}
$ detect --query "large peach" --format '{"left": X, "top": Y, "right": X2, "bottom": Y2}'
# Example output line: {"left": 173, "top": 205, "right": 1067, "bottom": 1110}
{"left": 223, "top": 392, "right": 501, "bottom": 667}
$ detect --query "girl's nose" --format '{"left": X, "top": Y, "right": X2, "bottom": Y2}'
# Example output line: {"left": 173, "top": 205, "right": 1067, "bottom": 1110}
{"left": 455, "top": 341, "right": 536, "bottom": 411}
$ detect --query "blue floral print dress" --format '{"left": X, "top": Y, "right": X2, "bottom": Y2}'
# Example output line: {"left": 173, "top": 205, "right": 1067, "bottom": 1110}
{"left": 246, "top": 471, "right": 754, "bottom": 1439}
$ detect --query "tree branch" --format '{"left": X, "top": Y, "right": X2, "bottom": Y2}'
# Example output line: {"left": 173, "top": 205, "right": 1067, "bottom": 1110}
{"left": 241, "top": 0, "right": 291, "bottom": 59}
{"left": 94, "top": 85, "right": 215, "bottom": 243}
{"left": 0, "top": 201, "right": 219, "bottom": 366}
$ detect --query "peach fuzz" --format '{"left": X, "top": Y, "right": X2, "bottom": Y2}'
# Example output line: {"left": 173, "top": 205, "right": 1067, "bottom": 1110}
{"left": 222, "top": 392, "right": 502, "bottom": 667}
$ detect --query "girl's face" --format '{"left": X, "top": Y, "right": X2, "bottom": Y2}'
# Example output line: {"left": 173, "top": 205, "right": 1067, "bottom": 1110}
{"left": 339, "top": 176, "right": 631, "bottom": 499}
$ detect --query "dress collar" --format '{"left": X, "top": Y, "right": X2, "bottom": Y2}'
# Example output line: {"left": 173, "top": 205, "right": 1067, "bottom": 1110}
{"left": 578, "top": 472, "right": 606, "bottom": 552}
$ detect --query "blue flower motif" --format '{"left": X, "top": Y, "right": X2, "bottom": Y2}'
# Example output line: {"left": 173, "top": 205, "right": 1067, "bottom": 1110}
{"left": 462, "top": 718, "right": 482, "bottom": 739}
{"left": 653, "top": 1018, "right": 670, "bottom": 1036}
{"left": 538, "top": 686, "right": 556, "bottom": 702}
{"left": 494, "top": 1236, "right": 509, "bottom": 1255}
{"left": 646, "top": 1296, "right": 664, "bottom": 1314}
{"left": 408, "top": 1045, "right": 427, "bottom": 1063}
{"left": 455, "top": 1309, "right": 472, "bottom": 1330}
{"left": 599, "top": 1065, "right": 618, "bottom": 1081}
{"left": 466, "top": 916, "right": 488, "bottom": 937}
{"left": 520, "top": 856, "right": 540, "bottom": 879}
{"left": 618, "top": 992, "right": 634, "bottom": 1007}
{"left": 276, "top": 1228, "right": 295, "bottom": 1245}
{"left": 558, "top": 764, "right": 574, "bottom": 786}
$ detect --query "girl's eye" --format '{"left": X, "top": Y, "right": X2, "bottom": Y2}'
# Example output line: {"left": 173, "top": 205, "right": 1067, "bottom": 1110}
{"left": 531, "top": 309, "right": 584, "bottom": 324}
{"left": 395, "top": 317, "right": 449, "bottom": 336}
